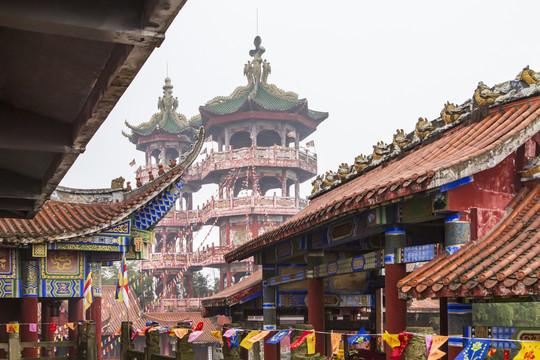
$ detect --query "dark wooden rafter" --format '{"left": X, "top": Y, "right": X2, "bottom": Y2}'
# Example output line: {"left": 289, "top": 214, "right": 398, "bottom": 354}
{"left": 0, "top": 0, "right": 188, "bottom": 218}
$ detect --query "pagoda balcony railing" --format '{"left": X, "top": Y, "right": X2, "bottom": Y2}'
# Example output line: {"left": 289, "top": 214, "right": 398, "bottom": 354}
{"left": 138, "top": 245, "right": 237, "bottom": 271}
{"left": 199, "top": 194, "right": 308, "bottom": 220}
{"left": 186, "top": 146, "right": 317, "bottom": 181}
{"left": 151, "top": 195, "right": 307, "bottom": 230}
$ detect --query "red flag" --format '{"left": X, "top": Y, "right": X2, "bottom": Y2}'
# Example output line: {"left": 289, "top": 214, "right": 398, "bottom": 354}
{"left": 49, "top": 324, "right": 57, "bottom": 332}
{"left": 192, "top": 322, "right": 203, "bottom": 331}
{"left": 390, "top": 332, "right": 412, "bottom": 360}
{"left": 290, "top": 331, "right": 313, "bottom": 350}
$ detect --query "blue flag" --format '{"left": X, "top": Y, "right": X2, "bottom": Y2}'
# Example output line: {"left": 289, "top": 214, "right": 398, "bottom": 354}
{"left": 348, "top": 327, "right": 371, "bottom": 346}
{"left": 227, "top": 331, "right": 239, "bottom": 348}
{"left": 266, "top": 330, "right": 290, "bottom": 344}
{"left": 455, "top": 339, "right": 491, "bottom": 360}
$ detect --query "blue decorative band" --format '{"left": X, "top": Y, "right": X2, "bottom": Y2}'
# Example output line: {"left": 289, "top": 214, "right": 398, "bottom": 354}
{"left": 385, "top": 228, "right": 405, "bottom": 235}
{"left": 385, "top": 254, "right": 395, "bottom": 264}
{"left": 445, "top": 215, "right": 460, "bottom": 223}
{"left": 263, "top": 325, "right": 277, "bottom": 330}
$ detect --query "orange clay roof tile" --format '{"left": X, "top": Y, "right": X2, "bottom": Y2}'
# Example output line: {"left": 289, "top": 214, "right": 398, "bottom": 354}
{"left": 226, "top": 96, "right": 540, "bottom": 263}
{"left": 399, "top": 185, "right": 540, "bottom": 298}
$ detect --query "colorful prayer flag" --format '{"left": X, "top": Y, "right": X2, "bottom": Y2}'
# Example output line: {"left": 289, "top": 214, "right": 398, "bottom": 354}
{"left": 211, "top": 331, "right": 221, "bottom": 340}
{"left": 455, "top": 339, "right": 491, "bottom": 360}
{"left": 227, "top": 331, "right": 239, "bottom": 348}
{"left": 306, "top": 140, "right": 315, "bottom": 147}
{"left": 6, "top": 324, "right": 13, "bottom": 333}
{"left": 223, "top": 328, "right": 238, "bottom": 338}
{"left": 306, "top": 333, "right": 316, "bottom": 355}
{"left": 383, "top": 331, "right": 400, "bottom": 349}
{"left": 513, "top": 341, "right": 540, "bottom": 360}
{"left": 129, "top": 159, "right": 136, "bottom": 167}
{"left": 29, "top": 324, "right": 37, "bottom": 332}
{"left": 188, "top": 331, "right": 203, "bottom": 343}
{"left": 205, "top": 135, "right": 213, "bottom": 143}
{"left": 12, "top": 324, "right": 19, "bottom": 333}
{"left": 248, "top": 330, "right": 270, "bottom": 344}
{"left": 115, "top": 252, "right": 129, "bottom": 308}
{"left": 348, "top": 327, "right": 370, "bottom": 346}
{"left": 390, "top": 332, "right": 412, "bottom": 360}
{"left": 240, "top": 331, "right": 260, "bottom": 350}
{"left": 427, "top": 336, "right": 448, "bottom": 360}
{"left": 83, "top": 270, "right": 93, "bottom": 312}
{"left": 287, "top": 131, "right": 296, "bottom": 138}
{"left": 49, "top": 324, "right": 57, "bottom": 332}
{"left": 331, "top": 333, "right": 342, "bottom": 355}
{"left": 290, "top": 331, "right": 313, "bottom": 350}
{"left": 173, "top": 329, "right": 188, "bottom": 339}
{"left": 192, "top": 322, "right": 203, "bottom": 331}
{"left": 266, "top": 330, "right": 290, "bottom": 344}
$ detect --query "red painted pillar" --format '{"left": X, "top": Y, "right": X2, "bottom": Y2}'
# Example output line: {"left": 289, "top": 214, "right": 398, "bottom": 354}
{"left": 41, "top": 300, "right": 53, "bottom": 356}
{"left": 308, "top": 277, "right": 326, "bottom": 355}
{"left": 21, "top": 297, "right": 38, "bottom": 357}
{"left": 263, "top": 331, "right": 279, "bottom": 360}
{"left": 219, "top": 270, "right": 225, "bottom": 291}
{"left": 69, "top": 298, "right": 84, "bottom": 357}
{"left": 385, "top": 228, "right": 407, "bottom": 360}
{"left": 307, "top": 251, "right": 326, "bottom": 356}
{"left": 87, "top": 297, "right": 102, "bottom": 360}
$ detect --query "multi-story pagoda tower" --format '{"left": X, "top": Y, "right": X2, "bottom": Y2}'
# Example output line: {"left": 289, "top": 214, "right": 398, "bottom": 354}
{"left": 123, "top": 77, "right": 202, "bottom": 301}
{"left": 124, "top": 37, "right": 327, "bottom": 311}
{"left": 192, "top": 36, "right": 328, "bottom": 290}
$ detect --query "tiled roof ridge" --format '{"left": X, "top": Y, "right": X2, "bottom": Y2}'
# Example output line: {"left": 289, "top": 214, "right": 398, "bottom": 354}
{"left": 310, "top": 67, "right": 540, "bottom": 200}
{"left": 224, "top": 70, "right": 540, "bottom": 264}
{"left": 399, "top": 185, "right": 540, "bottom": 297}
{"left": 0, "top": 128, "right": 205, "bottom": 243}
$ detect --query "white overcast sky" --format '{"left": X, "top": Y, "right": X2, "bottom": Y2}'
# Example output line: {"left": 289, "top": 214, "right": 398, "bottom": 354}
{"left": 61, "top": 0, "right": 540, "bottom": 246}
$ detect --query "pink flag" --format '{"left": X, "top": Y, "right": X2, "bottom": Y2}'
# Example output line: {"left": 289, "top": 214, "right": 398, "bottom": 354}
{"left": 29, "top": 324, "right": 37, "bottom": 332}
{"left": 223, "top": 328, "right": 238, "bottom": 338}
{"left": 188, "top": 331, "right": 203, "bottom": 343}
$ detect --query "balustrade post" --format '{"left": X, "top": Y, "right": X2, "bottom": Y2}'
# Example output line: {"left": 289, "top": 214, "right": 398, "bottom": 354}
{"left": 8, "top": 322, "right": 20, "bottom": 360}
{"left": 77, "top": 323, "right": 85, "bottom": 360}
{"left": 176, "top": 322, "right": 195, "bottom": 360}
{"left": 86, "top": 320, "right": 98, "bottom": 360}
{"left": 145, "top": 329, "right": 160, "bottom": 360}
{"left": 120, "top": 322, "right": 133, "bottom": 360}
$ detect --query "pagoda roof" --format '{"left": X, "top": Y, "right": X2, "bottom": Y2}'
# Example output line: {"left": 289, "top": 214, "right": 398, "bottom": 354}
{"left": 225, "top": 67, "right": 540, "bottom": 263}
{"left": 398, "top": 185, "right": 540, "bottom": 298}
{"left": 0, "top": 128, "right": 204, "bottom": 243}
{"left": 124, "top": 78, "right": 199, "bottom": 145}
{"left": 199, "top": 37, "right": 328, "bottom": 137}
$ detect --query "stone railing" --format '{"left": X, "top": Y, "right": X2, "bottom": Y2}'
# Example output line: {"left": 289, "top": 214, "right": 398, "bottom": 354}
{"left": 138, "top": 245, "right": 237, "bottom": 270}
{"left": 149, "top": 297, "right": 204, "bottom": 311}
{"left": 186, "top": 146, "right": 317, "bottom": 181}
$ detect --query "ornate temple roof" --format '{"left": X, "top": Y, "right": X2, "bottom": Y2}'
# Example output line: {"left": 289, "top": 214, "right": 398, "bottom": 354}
{"left": 0, "top": 128, "right": 204, "bottom": 243}
{"left": 199, "top": 37, "right": 328, "bottom": 138}
{"left": 225, "top": 67, "right": 540, "bottom": 263}
{"left": 123, "top": 78, "right": 199, "bottom": 145}
{"left": 398, "top": 185, "right": 540, "bottom": 298}
{"left": 201, "top": 269, "right": 262, "bottom": 311}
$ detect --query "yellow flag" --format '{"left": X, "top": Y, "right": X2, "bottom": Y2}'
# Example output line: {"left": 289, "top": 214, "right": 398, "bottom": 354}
{"left": 383, "top": 331, "right": 400, "bottom": 349}
{"left": 514, "top": 341, "right": 540, "bottom": 360}
{"left": 173, "top": 329, "right": 189, "bottom": 339}
{"left": 240, "top": 331, "right": 260, "bottom": 350}
{"left": 67, "top": 323, "right": 76, "bottom": 331}
{"left": 12, "top": 324, "right": 19, "bottom": 333}
{"left": 211, "top": 331, "right": 221, "bottom": 339}
{"left": 331, "top": 333, "right": 341, "bottom": 355}
{"left": 307, "top": 333, "right": 316, "bottom": 355}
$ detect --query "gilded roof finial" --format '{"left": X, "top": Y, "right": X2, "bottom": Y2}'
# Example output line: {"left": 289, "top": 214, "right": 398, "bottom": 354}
{"left": 245, "top": 36, "right": 266, "bottom": 85}
{"left": 158, "top": 77, "right": 179, "bottom": 115}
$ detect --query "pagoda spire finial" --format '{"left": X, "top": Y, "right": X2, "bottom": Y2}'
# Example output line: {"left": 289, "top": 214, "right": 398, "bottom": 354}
{"left": 244, "top": 36, "right": 268, "bottom": 86}
{"left": 158, "top": 77, "right": 178, "bottom": 115}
